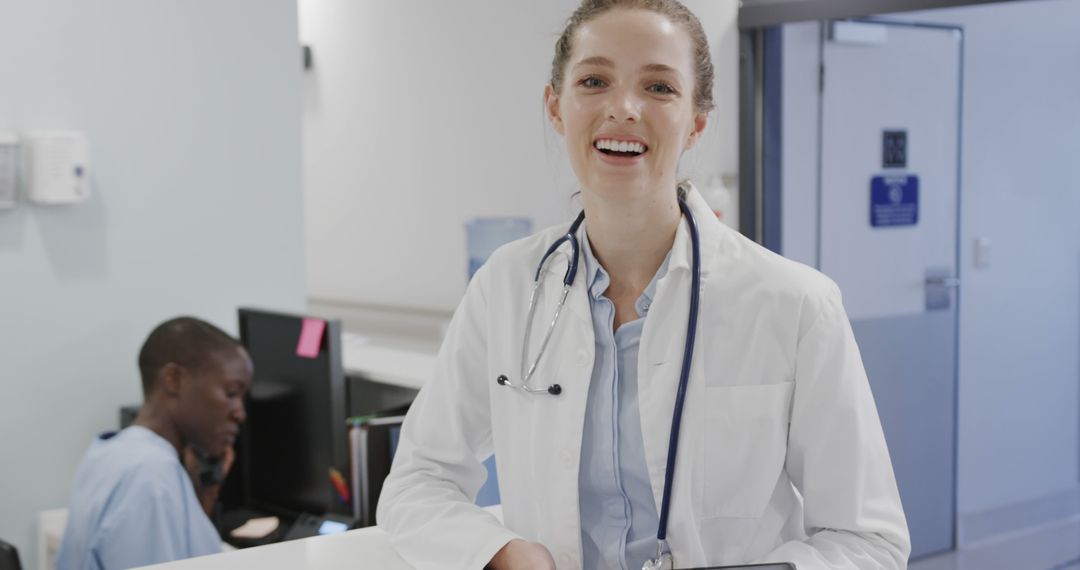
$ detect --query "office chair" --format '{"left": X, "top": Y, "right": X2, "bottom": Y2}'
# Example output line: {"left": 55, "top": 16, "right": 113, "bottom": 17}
{"left": 0, "top": 539, "right": 21, "bottom": 570}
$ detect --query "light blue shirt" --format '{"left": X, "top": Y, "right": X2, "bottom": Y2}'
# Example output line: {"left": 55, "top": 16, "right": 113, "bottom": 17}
{"left": 56, "top": 426, "right": 222, "bottom": 570}
{"left": 578, "top": 231, "right": 670, "bottom": 570}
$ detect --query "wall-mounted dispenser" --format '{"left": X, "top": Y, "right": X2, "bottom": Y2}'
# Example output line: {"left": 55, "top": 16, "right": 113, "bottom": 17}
{"left": 0, "top": 132, "right": 16, "bottom": 209}
{"left": 24, "top": 131, "right": 90, "bottom": 204}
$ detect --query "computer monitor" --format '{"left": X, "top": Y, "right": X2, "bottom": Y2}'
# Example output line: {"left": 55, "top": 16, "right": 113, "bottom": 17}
{"left": 237, "top": 308, "right": 349, "bottom": 519}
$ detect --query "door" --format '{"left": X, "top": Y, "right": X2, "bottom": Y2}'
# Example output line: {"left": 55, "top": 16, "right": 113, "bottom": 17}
{"left": 819, "top": 20, "right": 961, "bottom": 559}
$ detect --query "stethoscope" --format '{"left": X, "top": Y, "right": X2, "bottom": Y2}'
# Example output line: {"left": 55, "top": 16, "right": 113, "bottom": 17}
{"left": 496, "top": 183, "right": 702, "bottom": 570}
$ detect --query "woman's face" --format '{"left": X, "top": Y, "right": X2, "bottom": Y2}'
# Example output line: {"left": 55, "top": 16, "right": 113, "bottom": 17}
{"left": 546, "top": 8, "right": 707, "bottom": 202}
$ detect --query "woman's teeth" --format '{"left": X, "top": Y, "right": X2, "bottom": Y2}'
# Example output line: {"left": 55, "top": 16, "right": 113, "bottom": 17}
{"left": 594, "top": 139, "right": 646, "bottom": 155}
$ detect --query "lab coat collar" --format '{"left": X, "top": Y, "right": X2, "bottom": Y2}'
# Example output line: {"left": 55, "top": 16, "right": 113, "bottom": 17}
{"left": 668, "top": 181, "right": 724, "bottom": 275}
{"left": 539, "top": 182, "right": 725, "bottom": 279}
{"left": 536, "top": 182, "right": 729, "bottom": 345}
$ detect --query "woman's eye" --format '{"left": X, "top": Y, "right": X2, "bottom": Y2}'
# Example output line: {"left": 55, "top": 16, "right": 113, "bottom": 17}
{"left": 580, "top": 76, "right": 606, "bottom": 88}
{"left": 648, "top": 83, "right": 676, "bottom": 95}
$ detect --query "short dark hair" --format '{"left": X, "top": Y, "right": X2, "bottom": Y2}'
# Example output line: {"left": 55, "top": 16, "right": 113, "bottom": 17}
{"left": 137, "top": 316, "right": 243, "bottom": 396}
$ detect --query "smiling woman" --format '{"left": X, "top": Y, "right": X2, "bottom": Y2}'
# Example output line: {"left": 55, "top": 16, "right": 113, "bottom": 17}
{"left": 374, "top": 2, "right": 909, "bottom": 569}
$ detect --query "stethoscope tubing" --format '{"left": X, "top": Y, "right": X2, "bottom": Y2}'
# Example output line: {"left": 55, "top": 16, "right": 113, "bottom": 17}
{"left": 498, "top": 190, "right": 702, "bottom": 566}
{"left": 656, "top": 196, "right": 701, "bottom": 544}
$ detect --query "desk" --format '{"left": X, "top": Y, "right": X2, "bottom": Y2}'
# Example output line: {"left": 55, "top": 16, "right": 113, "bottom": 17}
{"left": 133, "top": 526, "right": 413, "bottom": 570}
{"left": 341, "top": 332, "right": 436, "bottom": 391}
{"left": 133, "top": 506, "right": 503, "bottom": 570}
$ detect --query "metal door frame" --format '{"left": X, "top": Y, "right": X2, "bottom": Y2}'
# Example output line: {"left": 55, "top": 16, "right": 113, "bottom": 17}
{"left": 739, "top": 0, "right": 1026, "bottom": 29}
{"left": 736, "top": 0, "right": 1021, "bottom": 245}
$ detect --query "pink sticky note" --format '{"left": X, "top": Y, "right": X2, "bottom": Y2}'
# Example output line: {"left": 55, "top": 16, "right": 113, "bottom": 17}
{"left": 296, "top": 318, "right": 326, "bottom": 359}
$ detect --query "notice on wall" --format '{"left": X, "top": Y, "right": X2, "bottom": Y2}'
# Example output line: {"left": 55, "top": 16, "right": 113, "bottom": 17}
{"left": 870, "top": 175, "right": 919, "bottom": 227}
{"left": 882, "top": 130, "right": 907, "bottom": 168}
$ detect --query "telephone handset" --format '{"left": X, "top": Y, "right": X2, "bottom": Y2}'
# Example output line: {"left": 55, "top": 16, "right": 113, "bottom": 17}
{"left": 191, "top": 448, "right": 226, "bottom": 487}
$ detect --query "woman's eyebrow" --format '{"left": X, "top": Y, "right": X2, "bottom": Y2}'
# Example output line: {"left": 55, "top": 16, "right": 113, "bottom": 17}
{"left": 574, "top": 57, "right": 682, "bottom": 78}
{"left": 574, "top": 56, "right": 615, "bottom": 69}
{"left": 641, "top": 63, "right": 680, "bottom": 76}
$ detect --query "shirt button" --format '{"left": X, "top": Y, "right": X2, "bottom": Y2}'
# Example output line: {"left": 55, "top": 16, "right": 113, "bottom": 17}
{"left": 641, "top": 301, "right": 651, "bottom": 312}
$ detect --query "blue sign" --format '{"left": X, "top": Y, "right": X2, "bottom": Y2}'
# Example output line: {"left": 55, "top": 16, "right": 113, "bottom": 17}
{"left": 871, "top": 175, "right": 918, "bottom": 227}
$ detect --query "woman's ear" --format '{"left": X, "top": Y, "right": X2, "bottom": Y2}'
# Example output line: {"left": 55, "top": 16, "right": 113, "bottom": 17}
{"left": 544, "top": 84, "right": 565, "bottom": 136}
{"left": 684, "top": 111, "right": 708, "bottom": 150}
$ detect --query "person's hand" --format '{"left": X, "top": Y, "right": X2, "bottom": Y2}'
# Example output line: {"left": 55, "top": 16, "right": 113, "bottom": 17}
{"left": 486, "top": 539, "right": 556, "bottom": 570}
{"left": 182, "top": 445, "right": 235, "bottom": 488}
{"left": 182, "top": 445, "right": 202, "bottom": 484}
{"left": 220, "top": 444, "right": 236, "bottom": 479}
{"left": 183, "top": 445, "right": 235, "bottom": 516}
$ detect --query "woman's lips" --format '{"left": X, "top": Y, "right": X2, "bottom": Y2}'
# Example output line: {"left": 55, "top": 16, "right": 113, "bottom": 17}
{"left": 593, "top": 145, "right": 647, "bottom": 166}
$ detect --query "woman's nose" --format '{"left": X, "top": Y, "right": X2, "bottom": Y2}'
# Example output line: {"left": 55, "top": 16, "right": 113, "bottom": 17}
{"left": 606, "top": 88, "right": 641, "bottom": 123}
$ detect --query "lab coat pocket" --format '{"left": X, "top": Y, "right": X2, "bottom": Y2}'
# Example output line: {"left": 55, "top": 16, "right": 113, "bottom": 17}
{"left": 701, "top": 382, "right": 794, "bottom": 519}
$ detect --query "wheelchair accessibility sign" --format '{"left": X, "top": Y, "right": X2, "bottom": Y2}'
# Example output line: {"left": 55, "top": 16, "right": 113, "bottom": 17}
{"left": 871, "top": 175, "right": 918, "bottom": 227}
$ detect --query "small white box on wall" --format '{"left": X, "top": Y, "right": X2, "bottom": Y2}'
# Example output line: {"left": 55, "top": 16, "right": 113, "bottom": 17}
{"left": 0, "top": 132, "right": 17, "bottom": 209}
{"left": 24, "top": 131, "right": 91, "bottom": 204}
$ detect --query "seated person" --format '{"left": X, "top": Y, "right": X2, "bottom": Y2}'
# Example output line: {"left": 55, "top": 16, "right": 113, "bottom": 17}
{"left": 57, "top": 316, "right": 253, "bottom": 570}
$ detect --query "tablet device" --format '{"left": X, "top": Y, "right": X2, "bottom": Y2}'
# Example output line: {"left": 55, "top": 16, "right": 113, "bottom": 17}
{"left": 681, "top": 564, "right": 795, "bottom": 570}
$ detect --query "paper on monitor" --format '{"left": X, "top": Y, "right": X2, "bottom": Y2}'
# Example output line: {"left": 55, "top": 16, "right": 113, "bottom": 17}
{"left": 230, "top": 516, "right": 280, "bottom": 539}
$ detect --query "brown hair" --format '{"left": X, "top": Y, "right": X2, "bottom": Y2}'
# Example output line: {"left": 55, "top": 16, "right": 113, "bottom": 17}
{"left": 550, "top": 0, "right": 715, "bottom": 113}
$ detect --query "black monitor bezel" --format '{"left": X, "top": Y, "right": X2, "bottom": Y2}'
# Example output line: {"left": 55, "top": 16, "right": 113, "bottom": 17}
{"left": 236, "top": 307, "right": 349, "bottom": 520}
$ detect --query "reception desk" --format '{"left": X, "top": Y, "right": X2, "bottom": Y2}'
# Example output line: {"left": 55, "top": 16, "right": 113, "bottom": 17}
{"left": 135, "top": 507, "right": 503, "bottom": 570}
{"left": 135, "top": 525, "right": 412, "bottom": 570}
{"left": 341, "top": 331, "right": 436, "bottom": 391}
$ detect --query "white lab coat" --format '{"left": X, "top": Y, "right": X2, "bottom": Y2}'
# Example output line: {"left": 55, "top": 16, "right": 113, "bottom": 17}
{"left": 377, "top": 186, "right": 910, "bottom": 570}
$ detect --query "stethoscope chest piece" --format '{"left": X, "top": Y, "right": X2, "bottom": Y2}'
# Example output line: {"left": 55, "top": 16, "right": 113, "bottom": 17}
{"left": 642, "top": 552, "right": 673, "bottom": 570}
{"left": 495, "top": 211, "right": 586, "bottom": 398}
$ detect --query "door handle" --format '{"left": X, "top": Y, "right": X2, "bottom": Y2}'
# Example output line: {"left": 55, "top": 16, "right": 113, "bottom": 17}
{"left": 925, "top": 276, "right": 960, "bottom": 288}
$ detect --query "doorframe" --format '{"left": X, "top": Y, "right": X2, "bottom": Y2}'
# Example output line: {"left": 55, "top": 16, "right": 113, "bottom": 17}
{"left": 736, "top": 0, "right": 1016, "bottom": 246}
{"left": 739, "top": 0, "right": 1024, "bottom": 28}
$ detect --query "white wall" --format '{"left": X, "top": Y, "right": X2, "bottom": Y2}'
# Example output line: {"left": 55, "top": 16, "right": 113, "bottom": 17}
{"left": 0, "top": 1, "right": 306, "bottom": 567}
{"left": 300, "top": 0, "right": 739, "bottom": 313}
{"left": 781, "top": 0, "right": 1080, "bottom": 543}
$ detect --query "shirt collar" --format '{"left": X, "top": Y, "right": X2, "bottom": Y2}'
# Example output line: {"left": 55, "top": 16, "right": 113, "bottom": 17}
{"left": 581, "top": 225, "right": 672, "bottom": 317}
{"left": 122, "top": 425, "right": 181, "bottom": 458}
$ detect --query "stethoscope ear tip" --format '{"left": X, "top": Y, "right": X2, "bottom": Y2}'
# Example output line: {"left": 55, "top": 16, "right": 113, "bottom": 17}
{"left": 496, "top": 375, "right": 508, "bottom": 386}
{"left": 547, "top": 384, "right": 562, "bottom": 395}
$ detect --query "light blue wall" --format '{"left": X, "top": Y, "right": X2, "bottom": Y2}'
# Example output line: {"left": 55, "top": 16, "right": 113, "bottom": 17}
{"left": 0, "top": 1, "right": 305, "bottom": 567}
{"left": 902, "top": 0, "right": 1080, "bottom": 534}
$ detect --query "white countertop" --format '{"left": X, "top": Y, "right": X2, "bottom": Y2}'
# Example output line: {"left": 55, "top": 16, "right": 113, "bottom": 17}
{"left": 341, "top": 332, "right": 437, "bottom": 391}
{"left": 132, "top": 506, "right": 504, "bottom": 570}
{"left": 134, "top": 525, "right": 413, "bottom": 570}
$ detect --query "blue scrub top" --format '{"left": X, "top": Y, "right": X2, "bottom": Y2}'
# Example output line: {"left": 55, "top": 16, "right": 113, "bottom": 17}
{"left": 56, "top": 426, "right": 222, "bottom": 570}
